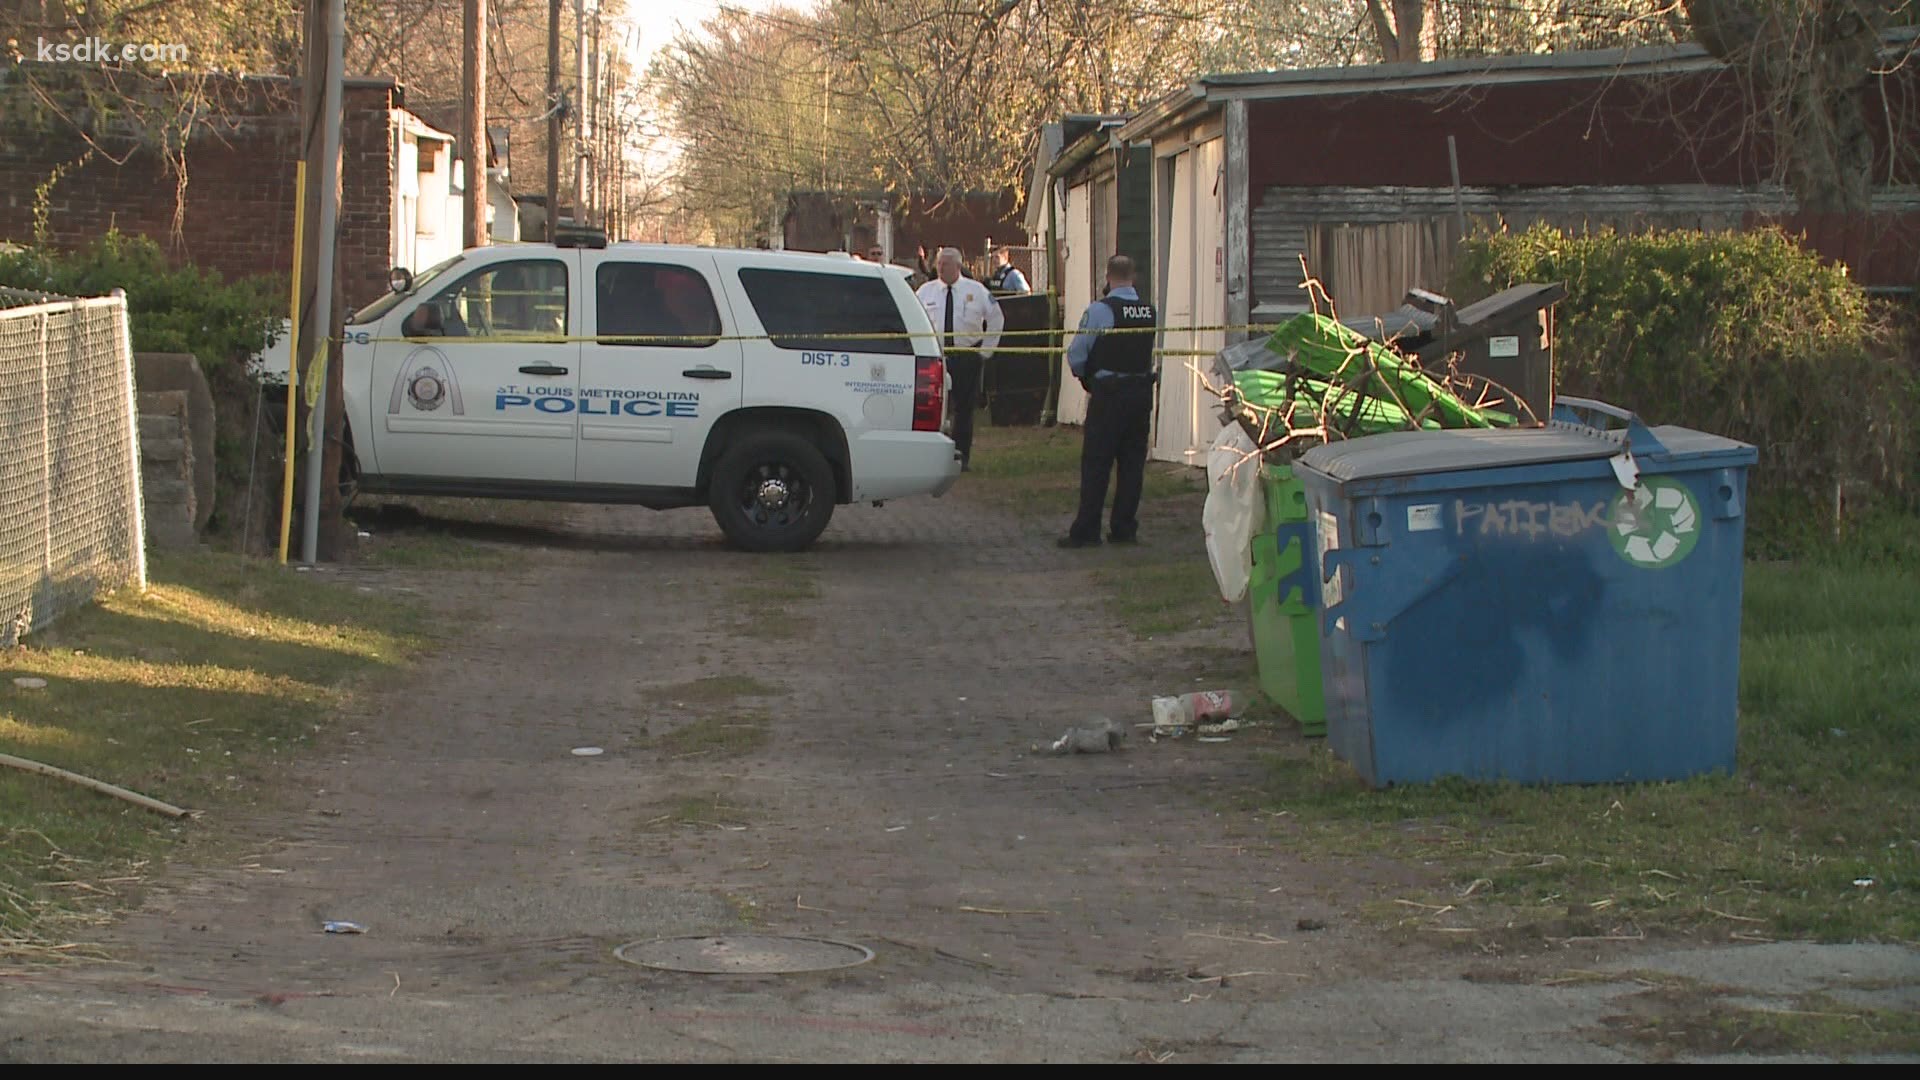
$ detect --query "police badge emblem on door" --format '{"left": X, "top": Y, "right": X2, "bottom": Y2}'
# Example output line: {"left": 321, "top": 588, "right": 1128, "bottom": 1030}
{"left": 388, "top": 345, "right": 465, "bottom": 415}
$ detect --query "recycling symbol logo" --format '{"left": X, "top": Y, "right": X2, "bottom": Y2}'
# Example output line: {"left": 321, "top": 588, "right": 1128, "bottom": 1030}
{"left": 1608, "top": 477, "right": 1700, "bottom": 569}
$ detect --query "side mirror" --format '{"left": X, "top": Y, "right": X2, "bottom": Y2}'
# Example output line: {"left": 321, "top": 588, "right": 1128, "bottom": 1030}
{"left": 389, "top": 266, "right": 414, "bottom": 294}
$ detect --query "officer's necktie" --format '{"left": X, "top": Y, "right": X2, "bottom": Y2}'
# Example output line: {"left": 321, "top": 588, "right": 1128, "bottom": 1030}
{"left": 943, "top": 284, "right": 955, "bottom": 345}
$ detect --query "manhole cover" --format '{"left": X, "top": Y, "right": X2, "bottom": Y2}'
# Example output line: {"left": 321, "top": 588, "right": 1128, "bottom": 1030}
{"left": 614, "top": 934, "right": 874, "bottom": 974}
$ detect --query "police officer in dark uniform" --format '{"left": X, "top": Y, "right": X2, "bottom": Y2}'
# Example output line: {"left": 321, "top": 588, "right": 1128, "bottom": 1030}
{"left": 985, "top": 246, "right": 1029, "bottom": 296}
{"left": 1060, "top": 255, "right": 1157, "bottom": 548}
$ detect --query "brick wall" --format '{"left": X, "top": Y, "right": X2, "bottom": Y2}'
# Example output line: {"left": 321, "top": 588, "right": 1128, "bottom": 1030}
{"left": 0, "top": 77, "right": 399, "bottom": 311}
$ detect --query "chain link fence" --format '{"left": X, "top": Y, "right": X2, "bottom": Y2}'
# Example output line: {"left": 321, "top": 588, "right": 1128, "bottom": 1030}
{"left": 0, "top": 287, "right": 146, "bottom": 645}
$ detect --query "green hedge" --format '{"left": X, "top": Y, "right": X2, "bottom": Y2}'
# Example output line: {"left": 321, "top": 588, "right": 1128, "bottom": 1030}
{"left": 0, "top": 230, "right": 280, "bottom": 367}
{"left": 1453, "top": 224, "right": 1915, "bottom": 508}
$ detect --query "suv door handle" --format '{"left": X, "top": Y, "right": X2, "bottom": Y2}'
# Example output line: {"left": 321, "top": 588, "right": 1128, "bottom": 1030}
{"left": 682, "top": 368, "right": 733, "bottom": 380}
{"left": 519, "top": 363, "right": 569, "bottom": 376}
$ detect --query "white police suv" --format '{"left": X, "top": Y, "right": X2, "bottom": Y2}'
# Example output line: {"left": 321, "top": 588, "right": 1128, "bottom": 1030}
{"left": 340, "top": 236, "right": 960, "bottom": 552}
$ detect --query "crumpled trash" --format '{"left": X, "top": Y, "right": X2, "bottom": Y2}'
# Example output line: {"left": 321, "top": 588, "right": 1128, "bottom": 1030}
{"left": 321, "top": 920, "right": 367, "bottom": 934}
{"left": 1153, "top": 691, "right": 1235, "bottom": 734}
{"left": 1033, "top": 718, "right": 1127, "bottom": 755}
{"left": 1198, "top": 718, "right": 1243, "bottom": 736}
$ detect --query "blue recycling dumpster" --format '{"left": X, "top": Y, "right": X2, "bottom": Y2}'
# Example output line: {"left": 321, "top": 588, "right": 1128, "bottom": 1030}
{"left": 1295, "top": 397, "right": 1758, "bottom": 787}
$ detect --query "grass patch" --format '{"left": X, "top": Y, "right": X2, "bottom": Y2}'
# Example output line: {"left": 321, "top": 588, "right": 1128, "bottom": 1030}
{"left": 348, "top": 498, "right": 568, "bottom": 569}
{"left": 639, "top": 793, "right": 756, "bottom": 831}
{"left": 962, "top": 426, "right": 1201, "bottom": 520}
{"left": 0, "top": 553, "right": 426, "bottom": 957}
{"left": 1254, "top": 556, "right": 1920, "bottom": 942}
{"left": 652, "top": 716, "right": 770, "bottom": 758}
{"left": 357, "top": 529, "right": 514, "bottom": 570}
{"left": 1093, "top": 557, "right": 1231, "bottom": 638}
{"left": 724, "top": 557, "right": 818, "bottom": 639}
{"left": 655, "top": 675, "right": 783, "bottom": 705}
{"left": 965, "top": 428, "right": 1226, "bottom": 639}
{"left": 1601, "top": 984, "right": 1920, "bottom": 1061}
{"left": 726, "top": 556, "right": 819, "bottom": 605}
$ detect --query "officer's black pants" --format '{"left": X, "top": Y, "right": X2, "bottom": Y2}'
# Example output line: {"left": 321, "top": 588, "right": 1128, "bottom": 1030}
{"left": 1069, "top": 378, "right": 1154, "bottom": 542}
{"left": 946, "top": 351, "right": 982, "bottom": 460}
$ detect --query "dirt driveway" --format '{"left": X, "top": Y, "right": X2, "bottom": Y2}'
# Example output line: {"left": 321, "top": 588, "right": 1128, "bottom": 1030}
{"left": 2, "top": 493, "right": 1915, "bottom": 1062}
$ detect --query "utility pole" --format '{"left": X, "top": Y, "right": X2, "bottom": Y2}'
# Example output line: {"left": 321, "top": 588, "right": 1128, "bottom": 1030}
{"left": 461, "top": 0, "right": 488, "bottom": 247}
{"left": 297, "top": 0, "right": 346, "bottom": 563}
{"left": 614, "top": 134, "right": 626, "bottom": 239}
{"left": 588, "top": 9, "right": 601, "bottom": 225}
{"left": 546, "top": 0, "right": 561, "bottom": 237}
{"left": 575, "top": 0, "right": 589, "bottom": 225}
{"left": 598, "top": 41, "right": 614, "bottom": 230}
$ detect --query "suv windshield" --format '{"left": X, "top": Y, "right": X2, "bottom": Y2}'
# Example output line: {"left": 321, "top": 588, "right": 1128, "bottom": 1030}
{"left": 348, "top": 253, "right": 464, "bottom": 326}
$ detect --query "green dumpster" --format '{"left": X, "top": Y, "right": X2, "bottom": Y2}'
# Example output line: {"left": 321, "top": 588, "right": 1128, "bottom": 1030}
{"left": 1230, "top": 311, "right": 1527, "bottom": 738}
{"left": 1246, "top": 464, "right": 1326, "bottom": 737}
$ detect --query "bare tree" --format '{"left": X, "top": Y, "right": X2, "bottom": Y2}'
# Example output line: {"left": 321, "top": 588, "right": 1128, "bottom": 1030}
{"left": 1, "top": 1, "right": 301, "bottom": 238}
{"left": 1679, "top": 0, "right": 1915, "bottom": 214}
{"left": 1366, "top": 0, "right": 1439, "bottom": 61}
{"left": 650, "top": 0, "right": 1701, "bottom": 240}
{"left": 345, "top": 0, "right": 620, "bottom": 200}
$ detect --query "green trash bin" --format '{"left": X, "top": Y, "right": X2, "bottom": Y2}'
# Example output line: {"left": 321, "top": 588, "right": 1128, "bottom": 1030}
{"left": 1246, "top": 464, "right": 1326, "bottom": 737}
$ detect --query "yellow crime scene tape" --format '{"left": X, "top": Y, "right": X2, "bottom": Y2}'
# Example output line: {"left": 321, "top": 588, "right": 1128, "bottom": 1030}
{"left": 337, "top": 322, "right": 1285, "bottom": 359}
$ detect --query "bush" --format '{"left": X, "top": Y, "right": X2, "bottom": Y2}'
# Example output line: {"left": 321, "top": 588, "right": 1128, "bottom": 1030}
{"left": 0, "top": 230, "right": 280, "bottom": 367}
{"left": 1453, "top": 224, "right": 1916, "bottom": 511}
{"left": 0, "top": 231, "right": 283, "bottom": 535}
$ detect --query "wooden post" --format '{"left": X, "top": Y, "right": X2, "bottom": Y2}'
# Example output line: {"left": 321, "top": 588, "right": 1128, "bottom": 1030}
{"left": 1447, "top": 134, "right": 1467, "bottom": 240}
{"left": 574, "top": 0, "right": 589, "bottom": 225}
{"left": 462, "top": 0, "right": 488, "bottom": 248}
{"left": 297, "top": 0, "right": 346, "bottom": 563}
{"left": 278, "top": 161, "right": 305, "bottom": 565}
{"left": 1040, "top": 177, "right": 1062, "bottom": 427}
{"left": 547, "top": 0, "right": 561, "bottom": 238}
{"left": 1225, "top": 100, "right": 1251, "bottom": 345}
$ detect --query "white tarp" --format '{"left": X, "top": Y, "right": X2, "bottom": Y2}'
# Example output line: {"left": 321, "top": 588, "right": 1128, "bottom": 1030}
{"left": 1203, "top": 423, "right": 1261, "bottom": 603}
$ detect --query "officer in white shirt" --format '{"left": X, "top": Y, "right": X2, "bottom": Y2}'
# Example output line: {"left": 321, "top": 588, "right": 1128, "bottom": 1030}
{"left": 916, "top": 247, "right": 1004, "bottom": 470}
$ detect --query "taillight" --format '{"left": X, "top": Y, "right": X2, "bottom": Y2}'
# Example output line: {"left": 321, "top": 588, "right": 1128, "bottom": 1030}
{"left": 913, "top": 355, "right": 945, "bottom": 432}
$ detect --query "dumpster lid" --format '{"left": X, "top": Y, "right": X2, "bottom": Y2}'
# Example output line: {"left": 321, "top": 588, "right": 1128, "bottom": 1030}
{"left": 1299, "top": 422, "right": 1754, "bottom": 484}
{"left": 1300, "top": 428, "right": 1614, "bottom": 483}
{"left": 1453, "top": 283, "right": 1566, "bottom": 329}
{"left": 1640, "top": 424, "right": 1757, "bottom": 465}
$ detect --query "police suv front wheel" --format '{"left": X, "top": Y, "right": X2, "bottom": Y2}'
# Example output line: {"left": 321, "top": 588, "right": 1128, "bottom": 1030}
{"left": 708, "top": 433, "right": 836, "bottom": 553}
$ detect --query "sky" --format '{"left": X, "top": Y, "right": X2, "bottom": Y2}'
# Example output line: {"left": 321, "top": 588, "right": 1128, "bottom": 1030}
{"left": 615, "top": 0, "right": 789, "bottom": 74}
{"left": 609, "top": 0, "right": 789, "bottom": 167}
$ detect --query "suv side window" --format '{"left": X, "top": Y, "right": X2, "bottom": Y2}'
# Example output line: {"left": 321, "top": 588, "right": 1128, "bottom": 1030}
{"left": 737, "top": 268, "right": 912, "bottom": 355}
{"left": 596, "top": 262, "right": 721, "bottom": 348}
{"left": 433, "top": 259, "right": 568, "bottom": 337}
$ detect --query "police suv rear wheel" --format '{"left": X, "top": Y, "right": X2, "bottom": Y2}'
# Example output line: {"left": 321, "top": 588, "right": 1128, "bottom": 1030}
{"left": 709, "top": 433, "right": 835, "bottom": 552}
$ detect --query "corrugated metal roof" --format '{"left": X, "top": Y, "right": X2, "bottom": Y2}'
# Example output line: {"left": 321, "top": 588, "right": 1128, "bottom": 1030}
{"left": 1200, "top": 39, "right": 1718, "bottom": 95}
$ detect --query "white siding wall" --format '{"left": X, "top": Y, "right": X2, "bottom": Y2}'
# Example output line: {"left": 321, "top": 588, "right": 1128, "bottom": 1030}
{"left": 1056, "top": 180, "right": 1095, "bottom": 426}
{"left": 1151, "top": 137, "right": 1226, "bottom": 465}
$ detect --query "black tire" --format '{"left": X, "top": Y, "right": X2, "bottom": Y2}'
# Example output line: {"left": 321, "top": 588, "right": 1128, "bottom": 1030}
{"left": 707, "top": 432, "right": 836, "bottom": 552}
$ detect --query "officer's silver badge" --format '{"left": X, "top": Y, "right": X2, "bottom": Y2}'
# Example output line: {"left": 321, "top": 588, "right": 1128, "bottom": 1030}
{"left": 388, "top": 345, "right": 465, "bottom": 415}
